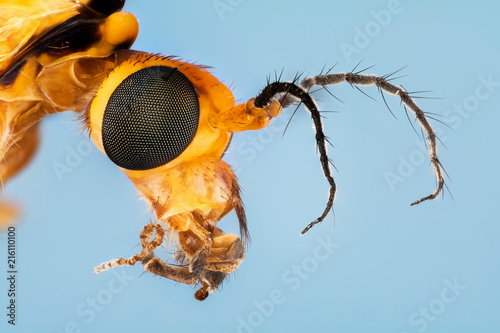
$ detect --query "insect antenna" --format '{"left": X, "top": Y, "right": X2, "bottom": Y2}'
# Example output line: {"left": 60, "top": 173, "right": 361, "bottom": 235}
{"left": 254, "top": 81, "right": 337, "bottom": 234}
{"left": 254, "top": 66, "right": 446, "bottom": 233}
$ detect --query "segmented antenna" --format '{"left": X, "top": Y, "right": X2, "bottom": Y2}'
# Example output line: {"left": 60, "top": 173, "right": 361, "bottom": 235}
{"left": 254, "top": 68, "right": 445, "bottom": 234}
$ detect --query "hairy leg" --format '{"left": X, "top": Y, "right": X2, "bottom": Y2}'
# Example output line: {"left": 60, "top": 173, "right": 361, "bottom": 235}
{"left": 144, "top": 257, "right": 227, "bottom": 301}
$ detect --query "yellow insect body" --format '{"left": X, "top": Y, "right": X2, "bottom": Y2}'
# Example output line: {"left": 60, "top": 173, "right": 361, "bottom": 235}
{"left": 0, "top": 0, "right": 444, "bottom": 300}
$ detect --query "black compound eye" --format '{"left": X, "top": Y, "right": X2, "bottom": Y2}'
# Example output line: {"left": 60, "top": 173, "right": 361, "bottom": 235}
{"left": 86, "top": 0, "right": 125, "bottom": 16}
{"left": 102, "top": 66, "right": 199, "bottom": 170}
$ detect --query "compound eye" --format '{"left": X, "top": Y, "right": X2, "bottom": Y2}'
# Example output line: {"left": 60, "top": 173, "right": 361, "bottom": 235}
{"left": 102, "top": 66, "right": 199, "bottom": 170}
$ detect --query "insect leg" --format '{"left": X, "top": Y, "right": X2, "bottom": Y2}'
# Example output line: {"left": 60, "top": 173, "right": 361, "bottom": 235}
{"left": 167, "top": 213, "right": 213, "bottom": 278}
{"left": 185, "top": 219, "right": 212, "bottom": 278}
{"left": 144, "top": 258, "right": 227, "bottom": 301}
{"left": 143, "top": 257, "right": 195, "bottom": 285}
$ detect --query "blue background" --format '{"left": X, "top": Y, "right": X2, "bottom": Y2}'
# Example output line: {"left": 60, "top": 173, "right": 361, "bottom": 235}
{"left": 1, "top": 1, "right": 498, "bottom": 332}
